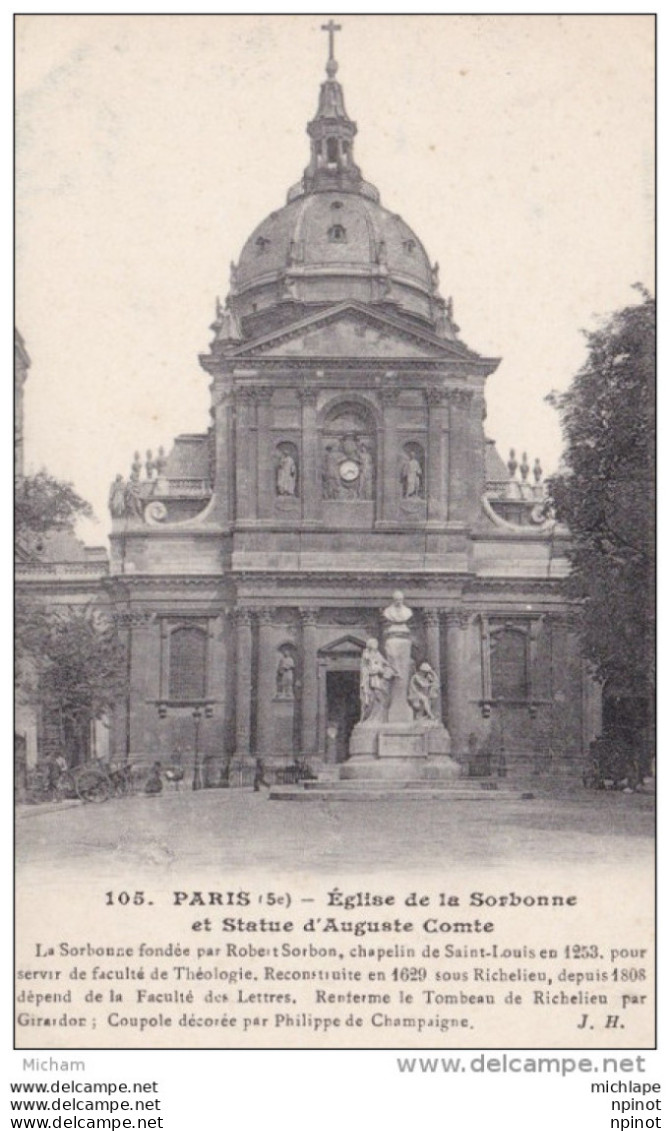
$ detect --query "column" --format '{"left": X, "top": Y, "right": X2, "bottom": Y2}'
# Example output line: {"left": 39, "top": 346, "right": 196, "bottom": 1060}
{"left": 426, "top": 388, "right": 449, "bottom": 525}
{"left": 298, "top": 388, "right": 319, "bottom": 524}
{"left": 447, "top": 389, "right": 473, "bottom": 523}
{"left": 128, "top": 612, "right": 158, "bottom": 756}
{"left": 256, "top": 388, "right": 274, "bottom": 519}
{"left": 234, "top": 609, "right": 252, "bottom": 756}
{"left": 445, "top": 610, "right": 470, "bottom": 758}
{"left": 379, "top": 387, "right": 399, "bottom": 523}
{"left": 423, "top": 609, "right": 441, "bottom": 678}
{"left": 235, "top": 390, "right": 254, "bottom": 521}
{"left": 212, "top": 387, "right": 233, "bottom": 526}
{"left": 256, "top": 609, "right": 276, "bottom": 754}
{"left": 300, "top": 608, "right": 319, "bottom": 755}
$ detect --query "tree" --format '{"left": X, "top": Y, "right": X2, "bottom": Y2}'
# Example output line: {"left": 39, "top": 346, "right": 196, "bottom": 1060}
{"left": 19, "top": 605, "right": 127, "bottom": 765}
{"left": 547, "top": 288, "right": 654, "bottom": 758}
{"left": 15, "top": 471, "right": 126, "bottom": 765}
{"left": 15, "top": 469, "right": 93, "bottom": 542}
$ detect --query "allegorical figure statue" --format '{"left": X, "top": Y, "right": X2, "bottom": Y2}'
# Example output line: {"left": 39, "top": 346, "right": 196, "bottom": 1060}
{"left": 108, "top": 474, "right": 126, "bottom": 518}
{"left": 124, "top": 475, "right": 145, "bottom": 520}
{"left": 359, "top": 638, "right": 397, "bottom": 723}
{"left": 358, "top": 441, "right": 374, "bottom": 500}
{"left": 276, "top": 651, "right": 295, "bottom": 700}
{"left": 408, "top": 662, "right": 441, "bottom": 722}
{"left": 276, "top": 451, "right": 297, "bottom": 497}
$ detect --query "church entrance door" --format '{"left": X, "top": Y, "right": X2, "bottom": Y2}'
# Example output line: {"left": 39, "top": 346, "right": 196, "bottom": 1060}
{"left": 325, "top": 670, "right": 360, "bottom": 762}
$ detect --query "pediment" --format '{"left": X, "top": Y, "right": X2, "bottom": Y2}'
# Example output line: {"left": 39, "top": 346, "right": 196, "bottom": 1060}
{"left": 319, "top": 634, "right": 367, "bottom": 655}
{"left": 230, "top": 303, "right": 473, "bottom": 361}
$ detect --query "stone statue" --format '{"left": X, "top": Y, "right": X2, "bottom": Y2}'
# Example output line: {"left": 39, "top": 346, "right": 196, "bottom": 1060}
{"left": 276, "top": 450, "right": 298, "bottom": 497}
{"left": 408, "top": 662, "right": 440, "bottom": 722}
{"left": 400, "top": 451, "right": 422, "bottom": 498}
{"left": 276, "top": 651, "right": 295, "bottom": 699}
{"left": 358, "top": 441, "right": 373, "bottom": 500}
{"left": 155, "top": 446, "right": 168, "bottom": 477}
{"left": 108, "top": 474, "right": 126, "bottom": 518}
{"left": 323, "top": 441, "right": 345, "bottom": 499}
{"left": 124, "top": 475, "right": 145, "bottom": 520}
{"left": 359, "top": 638, "right": 397, "bottom": 723}
{"left": 382, "top": 591, "right": 413, "bottom": 627}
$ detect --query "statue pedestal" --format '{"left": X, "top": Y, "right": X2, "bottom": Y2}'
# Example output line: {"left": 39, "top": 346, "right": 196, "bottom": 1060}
{"left": 345, "top": 718, "right": 459, "bottom": 780}
{"left": 343, "top": 592, "right": 461, "bottom": 782}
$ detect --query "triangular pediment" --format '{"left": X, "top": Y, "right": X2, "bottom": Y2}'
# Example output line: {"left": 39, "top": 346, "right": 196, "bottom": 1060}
{"left": 229, "top": 303, "right": 478, "bottom": 361}
{"left": 319, "top": 634, "right": 366, "bottom": 655}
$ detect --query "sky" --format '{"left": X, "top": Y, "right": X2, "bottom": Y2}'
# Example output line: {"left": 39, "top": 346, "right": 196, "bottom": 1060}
{"left": 15, "top": 14, "right": 654, "bottom": 543}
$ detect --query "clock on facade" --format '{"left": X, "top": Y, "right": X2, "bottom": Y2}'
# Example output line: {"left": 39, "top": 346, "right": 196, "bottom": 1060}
{"left": 339, "top": 459, "right": 360, "bottom": 483}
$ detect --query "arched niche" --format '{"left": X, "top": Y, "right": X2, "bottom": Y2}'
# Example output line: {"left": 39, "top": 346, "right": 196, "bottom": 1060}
{"left": 400, "top": 441, "right": 425, "bottom": 499}
{"left": 274, "top": 441, "right": 299, "bottom": 499}
{"left": 320, "top": 399, "right": 377, "bottom": 503}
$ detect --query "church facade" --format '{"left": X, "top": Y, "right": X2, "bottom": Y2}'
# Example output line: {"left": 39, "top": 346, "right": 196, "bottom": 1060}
{"left": 96, "top": 36, "right": 600, "bottom": 782}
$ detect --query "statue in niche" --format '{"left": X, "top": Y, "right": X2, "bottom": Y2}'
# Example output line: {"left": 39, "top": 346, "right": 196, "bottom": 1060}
{"left": 400, "top": 447, "right": 423, "bottom": 498}
{"left": 408, "top": 662, "right": 441, "bottom": 722}
{"left": 359, "top": 638, "right": 397, "bottom": 723}
{"left": 276, "top": 447, "right": 298, "bottom": 497}
{"left": 276, "top": 649, "right": 295, "bottom": 700}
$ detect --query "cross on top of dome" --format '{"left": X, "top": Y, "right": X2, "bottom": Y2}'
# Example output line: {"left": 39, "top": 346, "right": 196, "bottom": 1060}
{"left": 321, "top": 19, "right": 342, "bottom": 78}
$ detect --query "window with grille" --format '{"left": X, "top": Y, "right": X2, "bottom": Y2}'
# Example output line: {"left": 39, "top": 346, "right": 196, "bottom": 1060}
{"left": 490, "top": 627, "right": 528, "bottom": 700}
{"left": 169, "top": 626, "right": 207, "bottom": 701}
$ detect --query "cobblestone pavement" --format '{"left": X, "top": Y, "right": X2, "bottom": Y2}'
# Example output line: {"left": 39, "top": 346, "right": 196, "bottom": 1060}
{"left": 16, "top": 785, "right": 654, "bottom": 879}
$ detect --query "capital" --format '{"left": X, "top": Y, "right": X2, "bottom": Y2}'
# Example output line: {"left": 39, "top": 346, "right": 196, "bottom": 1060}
{"left": 444, "top": 609, "right": 470, "bottom": 630}
{"left": 299, "top": 607, "right": 319, "bottom": 628}
{"left": 234, "top": 607, "right": 253, "bottom": 628}
{"left": 380, "top": 387, "right": 399, "bottom": 405}
{"left": 426, "top": 387, "right": 449, "bottom": 407}
{"left": 448, "top": 388, "right": 474, "bottom": 407}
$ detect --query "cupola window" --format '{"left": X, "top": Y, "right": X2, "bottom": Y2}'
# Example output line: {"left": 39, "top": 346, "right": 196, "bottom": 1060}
{"left": 255, "top": 236, "right": 271, "bottom": 255}
{"left": 330, "top": 200, "right": 344, "bottom": 210}
{"left": 403, "top": 239, "right": 416, "bottom": 254}
{"left": 328, "top": 224, "right": 347, "bottom": 243}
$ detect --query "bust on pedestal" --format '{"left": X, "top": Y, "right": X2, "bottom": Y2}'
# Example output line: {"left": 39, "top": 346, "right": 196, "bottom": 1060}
{"left": 345, "top": 592, "right": 459, "bottom": 780}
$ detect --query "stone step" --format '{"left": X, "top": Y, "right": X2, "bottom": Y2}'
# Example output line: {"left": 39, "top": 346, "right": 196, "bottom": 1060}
{"left": 302, "top": 778, "right": 505, "bottom": 791}
{"left": 269, "top": 785, "right": 523, "bottom": 802}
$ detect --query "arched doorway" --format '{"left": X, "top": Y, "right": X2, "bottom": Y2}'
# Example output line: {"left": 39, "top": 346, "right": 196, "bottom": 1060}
{"left": 317, "top": 635, "right": 365, "bottom": 762}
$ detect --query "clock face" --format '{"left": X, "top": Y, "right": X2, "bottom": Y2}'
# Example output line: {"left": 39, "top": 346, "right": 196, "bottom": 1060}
{"left": 339, "top": 459, "right": 360, "bottom": 483}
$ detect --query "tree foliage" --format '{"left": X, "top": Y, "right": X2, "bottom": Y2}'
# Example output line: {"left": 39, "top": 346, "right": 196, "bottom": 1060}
{"left": 16, "top": 604, "right": 127, "bottom": 764}
{"left": 15, "top": 469, "right": 93, "bottom": 542}
{"left": 16, "top": 471, "right": 125, "bottom": 764}
{"left": 547, "top": 288, "right": 654, "bottom": 698}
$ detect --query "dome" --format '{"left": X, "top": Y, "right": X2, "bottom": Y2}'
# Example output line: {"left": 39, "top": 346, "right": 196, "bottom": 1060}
{"left": 221, "top": 37, "right": 458, "bottom": 339}
{"left": 233, "top": 191, "right": 436, "bottom": 325}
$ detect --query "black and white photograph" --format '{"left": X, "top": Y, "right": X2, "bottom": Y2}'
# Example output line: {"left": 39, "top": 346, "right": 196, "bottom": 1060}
{"left": 14, "top": 13, "right": 655, "bottom": 1063}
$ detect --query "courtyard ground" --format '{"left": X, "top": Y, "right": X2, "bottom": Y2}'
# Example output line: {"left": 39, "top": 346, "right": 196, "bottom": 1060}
{"left": 15, "top": 785, "right": 654, "bottom": 879}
